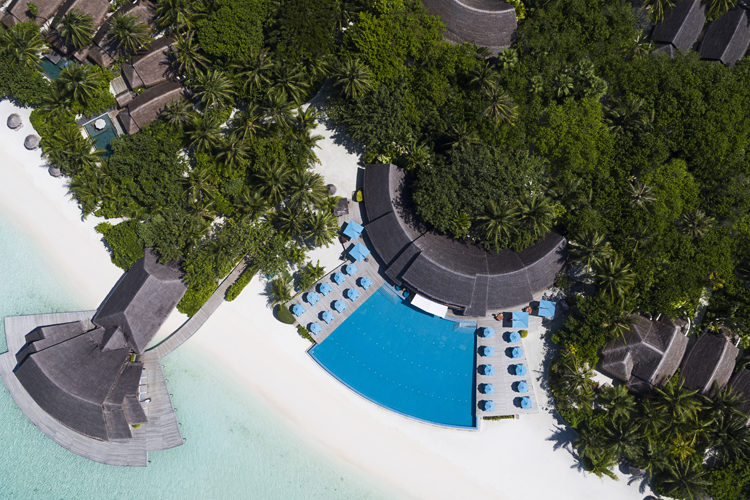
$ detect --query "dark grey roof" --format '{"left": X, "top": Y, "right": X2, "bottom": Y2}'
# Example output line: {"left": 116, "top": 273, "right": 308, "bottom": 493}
{"left": 5, "top": 0, "right": 65, "bottom": 24}
{"left": 93, "top": 248, "right": 186, "bottom": 354}
{"left": 53, "top": 0, "right": 110, "bottom": 29}
{"left": 361, "top": 164, "right": 566, "bottom": 315}
{"left": 116, "top": 81, "right": 186, "bottom": 134}
{"left": 700, "top": 7, "right": 750, "bottom": 65}
{"left": 599, "top": 315, "right": 689, "bottom": 389}
{"left": 421, "top": 0, "right": 517, "bottom": 52}
{"left": 651, "top": 0, "right": 706, "bottom": 51}
{"left": 681, "top": 333, "right": 739, "bottom": 394}
{"left": 652, "top": 43, "right": 677, "bottom": 57}
{"left": 121, "top": 37, "right": 174, "bottom": 90}
{"left": 730, "top": 368, "right": 750, "bottom": 421}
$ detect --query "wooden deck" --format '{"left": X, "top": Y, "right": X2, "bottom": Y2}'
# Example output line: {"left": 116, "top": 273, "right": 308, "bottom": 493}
{"left": 1, "top": 311, "right": 183, "bottom": 466}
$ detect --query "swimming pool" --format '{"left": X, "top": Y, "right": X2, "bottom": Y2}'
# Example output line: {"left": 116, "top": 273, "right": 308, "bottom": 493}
{"left": 40, "top": 57, "right": 70, "bottom": 80}
{"left": 310, "top": 285, "right": 477, "bottom": 428}
{"left": 83, "top": 114, "right": 118, "bottom": 157}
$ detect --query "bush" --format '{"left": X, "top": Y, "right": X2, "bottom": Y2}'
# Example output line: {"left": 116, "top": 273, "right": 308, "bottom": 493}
{"left": 276, "top": 305, "right": 296, "bottom": 324}
{"left": 295, "top": 324, "right": 314, "bottom": 342}
{"left": 225, "top": 266, "right": 258, "bottom": 301}
{"left": 177, "top": 280, "right": 216, "bottom": 316}
{"left": 520, "top": 329, "right": 528, "bottom": 338}
{"left": 0, "top": 54, "right": 51, "bottom": 105}
{"left": 95, "top": 220, "right": 145, "bottom": 269}
{"left": 195, "top": 0, "right": 267, "bottom": 63}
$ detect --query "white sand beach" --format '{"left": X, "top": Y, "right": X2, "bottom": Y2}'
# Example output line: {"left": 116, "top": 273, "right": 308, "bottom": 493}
{"left": 0, "top": 100, "right": 648, "bottom": 500}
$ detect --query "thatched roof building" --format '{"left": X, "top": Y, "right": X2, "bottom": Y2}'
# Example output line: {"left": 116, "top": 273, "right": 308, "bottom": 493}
{"left": 680, "top": 333, "right": 739, "bottom": 395}
{"left": 421, "top": 0, "right": 517, "bottom": 53}
{"left": 24, "top": 134, "right": 40, "bottom": 150}
{"left": 700, "top": 7, "right": 750, "bottom": 65}
{"left": 2, "top": 0, "right": 66, "bottom": 26}
{"left": 116, "top": 81, "right": 185, "bottom": 134}
{"left": 87, "top": 1, "right": 155, "bottom": 67}
{"left": 362, "top": 164, "right": 566, "bottom": 316}
{"left": 651, "top": 0, "right": 706, "bottom": 53}
{"left": 599, "top": 315, "right": 689, "bottom": 392}
{"left": 730, "top": 368, "right": 750, "bottom": 424}
{"left": 13, "top": 249, "right": 185, "bottom": 441}
{"left": 121, "top": 37, "right": 174, "bottom": 90}
{"left": 7, "top": 113, "right": 21, "bottom": 129}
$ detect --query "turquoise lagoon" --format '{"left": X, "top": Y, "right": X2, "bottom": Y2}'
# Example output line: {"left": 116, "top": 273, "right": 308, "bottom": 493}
{"left": 0, "top": 215, "right": 390, "bottom": 499}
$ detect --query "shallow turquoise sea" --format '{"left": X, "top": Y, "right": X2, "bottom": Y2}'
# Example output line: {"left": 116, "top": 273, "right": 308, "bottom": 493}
{"left": 0, "top": 215, "right": 388, "bottom": 499}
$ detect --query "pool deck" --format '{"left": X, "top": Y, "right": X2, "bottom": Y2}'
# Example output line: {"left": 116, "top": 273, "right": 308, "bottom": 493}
{"left": 0, "top": 311, "right": 183, "bottom": 466}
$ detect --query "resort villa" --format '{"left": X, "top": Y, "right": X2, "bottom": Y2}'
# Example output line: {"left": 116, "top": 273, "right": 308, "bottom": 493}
{"left": 0, "top": 250, "right": 186, "bottom": 465}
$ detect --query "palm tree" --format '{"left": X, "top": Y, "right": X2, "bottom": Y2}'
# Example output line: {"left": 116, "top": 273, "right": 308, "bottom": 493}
{"left": 237, "top": 188, "right": 269, "bottom": 218}
{"left": 262, "top": 94, "right": 294, "bottom": 129}
{"left": 602, "top": 421, "right": 642, "bottom": 462}
{"left": 476, "top": 200, "right": 517, "bottom": 251}
{"left": 56, "top": 64, "right": 102, "bottom": 108}
{"left": 275, "top": 206, "right": 305, "bottom": 237}
{"left": 216, "top": 135, "right": 249, "bottom": 172}
{"left": 515, "top": 194, "right": 554, "bottom": 244}
{"left": 232, "top": 105, "right": 264, "bottom": 141}
{"left": 333, "top": 58, "right": 374, "bottom": 100}
{"left": 654, "top": 458, "right": 709, "bottom": 500}
{"left": 0, "top": 22, "right": 47, "bottom": 69}
{"left": 294, "top": 106, "right": 320, "bottom": 135}
{"left": 187, "top": 113, "right": 222, "bottom": 152}
{"left": 304, "top": 211, "right": 338, "bottom": 247}
{"left": 679, "top": 209, "right": 715, "bottom": 239}
{"left": 628, "top": 177, "right": 656, "bottom": 209}
{"left": 256, "top": 161, "right": 291, "bottom": 205}
{"left": 643, "top": 0, "right": 676, "bottom": 23}
{"left": 555, "top": 73, "right": 574, "bottom": 99}
{"left": 482, "top": 86, "right": 518, "bottom": 125}
{"left": 288, "top": 170, "right": 327, "bottom": 210}
{"left": 39, "top": 86, "right": 73, "bottom": 121}
{"left": 44, "top": 125, "right": 101, "bottom": 176}
{"left": 154, "top": 0, "right": 197, "bottom": 30}
{"left": 270, "top": 276, "right": 293, "bottom": 304}
{"left": 235, "top": 48, "right": 273, "bottom": 93}
{"left": 569, "top": 231, "right": 612, "bottom": 274}
{"left": 652, "top": 376, "right": 705, "bottom": 425}
{"left": 172, "top": 30, "right": 208, "bottom": 77}
{"left": 555, "top": 351, "right": 597, "bottom": 409}
{"left": 190, "top": 69, "right": 235, "bottom": 110}
{"left": 57, "top": 9, "right": 95, "bottom": 50}
{"left": 469, "top": 61, "right": 499, "bottom": 93}
{"left": 108, "top": 13, "right": 151, "bottom": 56}
{"left": 270, "top": 63, "right": 309, "bottom": 104}
{"left": 597, "top": 384, "right": 636, "bottom": 423}
{"left": 708, "top": 410, "right": 750, "bottom": 464}
{"left": 446, "top": 122, "right": 479, "bottom": 151}
{"left": 705, "top": 0, "right": 737, "bottom": 20}
{"left": 160, "top": 99, "right": 195, "bottom": 130}
{"left": 595, "top": 254, "right": 636, "bottom": 302}
{"left": 183, "top": 160, "right": 218, "bottom": 208}
{"left": 632, "top": 33, "right": 653, "bottom": 59}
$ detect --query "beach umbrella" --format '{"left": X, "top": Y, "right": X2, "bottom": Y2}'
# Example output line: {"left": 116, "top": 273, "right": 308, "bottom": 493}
{"left": 508, "top": 331, "right": 521, "bottom": 343}
{"left": 348, "top": 242, "right": 371, "bottom": 262}
{"left": 305, "top": 291, "right": 320, "bottom": 305}
{"left": 478, "top": 346, "right": 495, "bottom": 357}
{"left": 359, "top": 276, "right": 373, "bottom": 290}
{"left": 478, "top": 364, "right": 495, "bottom": 376}
{"left": 321, "top": 310, "right": 334, "bottom": 324}
{"left": 327, "top": 184, "right": 337, "bottom": 195}
{"left": 345, "top": 288, "right": 361, "bottom": 301}
{"left": 520, "top": 396, "right": 532, "bottom": 409}
{"left": 342, "top": 221, "right": 364, "bottom": 241}
{"left": 333, "top": 272, "right": 347, "bottom": 285}
{"left": 510, "top": 347, "right": 523, "bottom": 358}
{"left": 479, "top": 383, "right": 495, "bottom": 394}
{"left": 333, "top": 300, "right": 347, "bottom": 313}
{"left": 318, "top": 282, "right": 333, "bottom": 296}
{"left": 24, "top": 134, "right": 40, "bottom": 150}
{"left": 48, "top": 166, "right": 63, "bottom": 178}
{"left": 291, "top": 304, "right": 306, "bottom": 317}
{"left": 516, "top": 381, "right": 529, "bottom": 393}
{"left": 480, "top": 327, "right": 495, "bottom": 338}
{"left": 7, "top": 113, "right": 21, "bottom": 130}
{"left": 479, "top": 400, "right": 495, "bottom": 412}
{"left": 345, "top": 263, "right": 358, "bottom": 275}
{"left": 514, "top": 364, "right": 527, "bottom": 376}
{"left": 538, "top": 300, "right": 556, "bottom": 318}
{"left": 308, "top": 322, "right": 322, "bottom": 335}
{"left": 512, "top": 311, "right": 529, "bottom": 329}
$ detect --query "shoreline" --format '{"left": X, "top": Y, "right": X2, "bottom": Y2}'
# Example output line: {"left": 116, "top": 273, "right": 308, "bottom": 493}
{"left": 0, "top": 100, "right": 645, "bottom": 499}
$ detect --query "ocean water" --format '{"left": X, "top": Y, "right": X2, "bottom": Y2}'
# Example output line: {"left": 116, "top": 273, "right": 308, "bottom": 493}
{"left": 0, "top": 215, "right": 389, "bottom": 499}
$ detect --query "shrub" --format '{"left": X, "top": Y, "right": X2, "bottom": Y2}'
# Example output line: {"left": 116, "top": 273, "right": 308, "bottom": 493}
{"left": 0, "top": 55, "right": 51, "bottom": 105}
{"left": 195, "top": 0, "right": 267, "bottom": 63}
{"left": 95, "top": 220, "right": 145, "bottom": 269}
{"left": 520, "top": 329, "right": 528, "bottom": 338}
{"left": 276, "top": 305, "right": 296, "bottom": 324}
{"left": 295, "top": 324, "right": 314, "bottom": 342}
{"left": 225, "top": 266, "right": 258, "bottom": 301}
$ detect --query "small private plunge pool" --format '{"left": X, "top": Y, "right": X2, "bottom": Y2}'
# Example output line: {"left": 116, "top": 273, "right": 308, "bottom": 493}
{"left": 82, "top": 114, "right": 118, "bottom": 156}
{"left": 309, "top": 285, "right": 477, "bottom": 428}
{"left": 40, "top": 56, "right": 71, "bottom": 80}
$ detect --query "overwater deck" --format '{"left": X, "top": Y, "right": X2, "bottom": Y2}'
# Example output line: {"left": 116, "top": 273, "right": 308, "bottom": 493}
{"left": 0, "top": 311, "right": 183, "bottom": 466}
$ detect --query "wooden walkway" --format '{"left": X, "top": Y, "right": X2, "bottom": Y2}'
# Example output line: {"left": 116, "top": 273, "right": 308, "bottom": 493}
{"left": 146, "top": 259, "right": 247, "bottom": 359}
{"left": 289, "top": 248, "right": 384, "bottom": 345}
{"left": 1, "top": 311, "right": 180, "bottom": 466}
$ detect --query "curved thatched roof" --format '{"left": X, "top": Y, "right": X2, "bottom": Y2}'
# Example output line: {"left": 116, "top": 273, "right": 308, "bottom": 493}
{"left": 7, "top": 113, "right": 21, "bottom": 129}
{"left": 362, "top": 163, "right": 567, "bottom": 315}
{"left": 421, "top": 0, "right": 517, "bottom": 52}
{"left": 700, "top": 7, "right": 750, "bottom": 66}
{"left": 681, "top": 333, "right": 739, "bottom": 395}
{"left": 24, "top": 134, "right": 40, "bottom": 150}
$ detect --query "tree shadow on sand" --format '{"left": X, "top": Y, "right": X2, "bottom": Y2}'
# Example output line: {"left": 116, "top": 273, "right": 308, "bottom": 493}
{"left": 307, "top": 83, "right": 366, "bottom": 158}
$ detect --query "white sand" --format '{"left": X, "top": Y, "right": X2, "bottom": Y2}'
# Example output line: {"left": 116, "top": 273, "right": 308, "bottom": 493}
{"left": 0, "top": 101, "right": 648, "bottom": 499}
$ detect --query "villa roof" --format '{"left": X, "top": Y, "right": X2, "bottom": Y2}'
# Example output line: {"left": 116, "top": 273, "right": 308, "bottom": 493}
{"left": 700, "top": 7, "right": 750, "bottom": 65}
{"left": 361, "top": 164, "right": 566, "bottom": 315}
{"left": 680, "top": 333, "right": 739, "bottom": 394}
{"left": 54, "top": 0, "right": 111, "bottom": 30}
{"left": 421, "top": 0, "right": 517, "bottom": 52}
{"left": 121, "top": 36, "right": 174, "bottom": 90}
{"left": 3, "top": 0, "right": 66, "bottom": 25}
{"left": 93, "top": 1, "right": 155, "bottom": 47}
{"left": 730, "top": 368, "right": 750, "bottom": 423}
{"left": 651, "top": 0, "right": 706, "bottom": 51}
{"left": 116, "top": 81, "right": 185, "bottom": 134}
{"left": 599, "top": 315, "right": 689, "bottom": 390}
{"left": 93, "top": 248, "right": 186, "bottom": 354}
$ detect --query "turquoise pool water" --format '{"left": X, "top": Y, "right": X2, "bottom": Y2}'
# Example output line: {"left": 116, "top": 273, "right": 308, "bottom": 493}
{"left": 40, "top": 57, "right": 70, "bottom": 80}
{"left": 83, "top": 114, "right": 117, "bottom": 157}
{"left": 0, "top": 215, "right": 390, "bottom": 499}
{"left": 310, "top": 286, "right": 477, "bottom": 428}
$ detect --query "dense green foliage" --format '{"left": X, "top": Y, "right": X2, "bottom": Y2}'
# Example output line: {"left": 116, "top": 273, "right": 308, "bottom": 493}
{"left": 195, "top": 0, "right": 267, "bottom": 63}
{"left": 225, "top": 265, "right": 258, "bottom": 301}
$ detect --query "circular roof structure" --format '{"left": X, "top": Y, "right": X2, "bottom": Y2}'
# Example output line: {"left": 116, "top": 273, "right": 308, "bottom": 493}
{"left": 24, "top": 134, "right": 40, "bottom": 150}
{"left": 361, "top": 164, "right": 567, "bottom": 316}
{"left": 48, "top": 166, "right": 63, "bottom": 177}
{"left": 7, "top": 113, "right": 22, "bottom": 129}
{"left": 421, "top": 0, "right": 517, "bottom": 53}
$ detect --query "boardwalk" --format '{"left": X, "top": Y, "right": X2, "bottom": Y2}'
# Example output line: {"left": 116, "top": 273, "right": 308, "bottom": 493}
{"left": 290, "top": 251, "right": 384, "bottom": 345}
{"left": 147, "top": 259, "right": 247, "bottom": 358}
{"left": 0, "top": 311, "right": 182, "bottom": 466}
